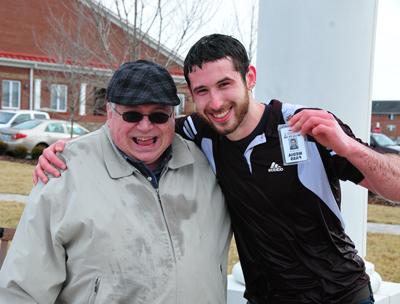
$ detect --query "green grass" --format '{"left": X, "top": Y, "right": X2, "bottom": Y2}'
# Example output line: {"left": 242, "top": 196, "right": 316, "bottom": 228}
{"left": 368, "top": 204, "right": 400, "bottom": 225}
{"left": 0, "top": 160, "right": 35, "bottom": 195}
{"left": 366, "top": 233, "right": 400, "bottom": 282}
{"left": 0, "top": 200, "right": 25, "bottom": 228}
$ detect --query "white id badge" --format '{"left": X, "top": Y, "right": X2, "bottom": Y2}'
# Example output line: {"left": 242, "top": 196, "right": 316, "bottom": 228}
{"left": 278, "top": 124, "right": 309, "bottom": 166}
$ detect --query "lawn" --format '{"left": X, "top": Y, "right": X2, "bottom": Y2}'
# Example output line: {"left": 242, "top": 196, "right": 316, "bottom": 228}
{"left": 366, "top": 233, "right": 400, "bottom": 283}
{"left": 0, "top": 160, "right": 35, "bottom": 195}
{"left": 368, "top": 204, "right": 400, "bottom": 225}
{"left": 1, "top": 160, "right": 399, "bottom": 282}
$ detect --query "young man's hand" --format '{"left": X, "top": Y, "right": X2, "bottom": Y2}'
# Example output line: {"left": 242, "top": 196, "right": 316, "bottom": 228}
{"left": 288, "top": 109, "right": 354, "bottom": 157}
{"left": 33, "top": 140, "right": 68, "bottom": 184}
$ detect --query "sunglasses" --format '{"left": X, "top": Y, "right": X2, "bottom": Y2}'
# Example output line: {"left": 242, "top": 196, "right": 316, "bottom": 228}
{"left": 112, "top": 106, "right": 173, "bottom": 124}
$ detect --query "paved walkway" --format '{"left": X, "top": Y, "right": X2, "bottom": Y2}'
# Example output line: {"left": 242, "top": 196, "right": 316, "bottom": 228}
{"left": 0, "top": 193, "right": 28, "bottom": 203}
{"left": 1, "top": 193, "right": 400, "bottom": 235}
{"left": 367, "top": 222, "right": 400, "bottom": 235}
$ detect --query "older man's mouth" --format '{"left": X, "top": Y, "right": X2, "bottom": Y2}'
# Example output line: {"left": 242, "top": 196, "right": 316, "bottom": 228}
{"left": 133, "top": 136, "right": 157, "bottom": 145}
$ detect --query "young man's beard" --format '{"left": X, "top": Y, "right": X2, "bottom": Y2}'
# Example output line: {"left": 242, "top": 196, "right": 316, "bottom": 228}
{"left": 199, "top": 93, "right": 249, "bottom": 136}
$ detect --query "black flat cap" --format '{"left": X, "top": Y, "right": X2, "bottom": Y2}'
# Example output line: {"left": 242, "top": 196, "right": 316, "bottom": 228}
{"left": 106, "top": 60, "right": 180, "bottom": 106}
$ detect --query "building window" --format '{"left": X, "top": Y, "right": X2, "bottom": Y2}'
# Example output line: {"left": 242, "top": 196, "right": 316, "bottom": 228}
{"left": 2, "top": 80, "right": 21, "bottom": 109}
{"left": 175, "top": 94, "right": 186, "bottom": 116}
{"left": 387, "top": 124, "right": 396, "bottom": 132}
{"left": 93, "top": 88, "right": 106, "bottom": 115}
{"left": 388, "top": 114, "right": 396, "bottom": 120}
{"left": 50, "top": 84, "right": 67, "bottom": 112}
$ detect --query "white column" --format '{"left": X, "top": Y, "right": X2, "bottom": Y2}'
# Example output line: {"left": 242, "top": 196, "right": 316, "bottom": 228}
{"left": 29, "top": 68, "right": 34, "bottom": 110}
{"left": 79, "top": 83, "right": 87, "bottom": 116}
{"left": 34, "top": 79, "right": 41, "bottom": 110}
{"left": 255, "top": 0, "right": 377, "bottom": 256}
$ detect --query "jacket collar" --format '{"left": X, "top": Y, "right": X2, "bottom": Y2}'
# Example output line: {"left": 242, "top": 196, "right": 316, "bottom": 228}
{"left": 100, "top": 125, "right": 194, "bottom": 179}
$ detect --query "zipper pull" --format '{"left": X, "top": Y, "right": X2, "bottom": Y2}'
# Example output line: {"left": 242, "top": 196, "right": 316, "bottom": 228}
{"left": 94, "top": 277, "right": 100, "bottom": 293}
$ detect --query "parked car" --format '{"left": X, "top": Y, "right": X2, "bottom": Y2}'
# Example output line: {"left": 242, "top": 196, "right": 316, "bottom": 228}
{"left": 370, "top": 132, "right": 400, "bottom": 154}
{"left": 0, "top": 119, "right": 89, "bottom": 153}
{"left": 0, "top": 110, "right": 50, "bottom": 129}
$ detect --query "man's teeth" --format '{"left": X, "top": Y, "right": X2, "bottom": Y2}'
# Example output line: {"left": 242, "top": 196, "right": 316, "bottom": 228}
{"left": 213, "top": 109, "right": 229, "bottom": 118}
{"left": 134, "top": 137, "right": 157, "bottom": 144}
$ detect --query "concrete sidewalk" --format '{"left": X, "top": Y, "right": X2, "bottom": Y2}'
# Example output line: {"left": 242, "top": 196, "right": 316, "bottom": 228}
{"left": 0, "top": 193, "right": 28, "bottom": 203}
{"left": 367, "top": 222, "right": 400, "bottom": 235}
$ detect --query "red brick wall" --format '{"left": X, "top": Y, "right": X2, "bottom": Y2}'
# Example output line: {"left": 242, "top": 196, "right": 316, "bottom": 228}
{"left": 371, "top": 114, "right": 400, "bottom": 139}
{"left": 0, "top": 0, "right": 189, "bottom": 121}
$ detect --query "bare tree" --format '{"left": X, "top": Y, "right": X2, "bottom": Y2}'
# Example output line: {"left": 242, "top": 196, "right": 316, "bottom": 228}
{"left": 33, "top": 0, "right": 216, "bottom": 134}
{"left": 224, "top": 0, "right": 258, "bottom": 62}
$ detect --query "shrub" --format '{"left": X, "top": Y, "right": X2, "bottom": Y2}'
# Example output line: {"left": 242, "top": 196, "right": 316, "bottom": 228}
{"left": 12, "top": 145, "right": 28, "bottom": 159}
{"left": 31, "top": 145, "right": 45, "bottom": 160}
{"left": 0, "top": 140, "right": 8, "bottom": 155}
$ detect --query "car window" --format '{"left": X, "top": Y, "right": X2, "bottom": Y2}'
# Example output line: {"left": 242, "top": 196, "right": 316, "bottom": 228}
{"left": 66, "top": 125, "right": 88, "bottom": 136}
{"left": 34, "top": 113, "right": 48, "bottom": 120}
{"left": 13, "top": 113, "right": 31, "bottom": 125}
{"left": 0, "top": 112, "right": 15, "bottom": 124}
{"left": 73, "top": 126, "right": 88, "bottom": 135}
{"left": 45, "top": 123, "right": 65, "bottom": 133}
{"left": 371, "top": 133, "right": 396, "bottom": 146}
{"left": 14, "top": 120, "right": 42, "bottom": 129}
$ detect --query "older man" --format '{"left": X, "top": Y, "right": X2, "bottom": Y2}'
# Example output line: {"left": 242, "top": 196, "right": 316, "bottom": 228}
{"left": 0, "top": 60, "right": 231, "bottom": 303}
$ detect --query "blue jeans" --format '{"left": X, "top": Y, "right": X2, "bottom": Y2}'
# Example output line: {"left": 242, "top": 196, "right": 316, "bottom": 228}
{"left": 358, "top": 294, "right": 375, "bottom": 304}
{"left": 357, "top": 282, "right": 375, "bottom": 304}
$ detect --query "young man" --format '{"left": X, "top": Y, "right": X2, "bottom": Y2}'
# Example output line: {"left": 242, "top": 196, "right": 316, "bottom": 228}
{"left": 0, "top": 60, "right": 231, "bottom": 303}
{"left": 35, "top": 35, "right": 398, "bottom": 303}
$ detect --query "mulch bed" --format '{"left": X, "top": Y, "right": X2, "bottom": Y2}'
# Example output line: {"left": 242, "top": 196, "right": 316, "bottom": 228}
{"left": 0, "top": 155, "right": 37, "bottom": 166}
{"left": 368, "top": 193, "right": 400, "bottom": 207}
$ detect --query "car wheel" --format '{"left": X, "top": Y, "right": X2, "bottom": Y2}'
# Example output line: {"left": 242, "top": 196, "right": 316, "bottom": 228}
{"left": 31, "top": 144, "right": 49, "bottom": 160}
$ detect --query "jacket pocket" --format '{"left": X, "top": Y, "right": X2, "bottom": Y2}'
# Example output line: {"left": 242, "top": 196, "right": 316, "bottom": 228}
{"left": 87, "top": 276, "right": 102, "bottom": 304}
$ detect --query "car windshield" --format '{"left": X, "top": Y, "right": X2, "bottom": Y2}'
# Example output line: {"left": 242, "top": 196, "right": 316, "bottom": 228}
{"left": 372, "top": 133, "right": 397, "bottom": 146}
{"left": 0, "top": 112, "right": 15, "bottom": 124}
{"left": 13, "top": 120, "right": 42, "bottom": 129}
{"left": 66, "top": 125, "right": 88, "bottom": 135}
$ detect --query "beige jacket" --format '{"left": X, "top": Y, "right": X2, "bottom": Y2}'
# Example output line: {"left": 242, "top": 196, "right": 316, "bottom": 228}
{"left": 0, "top": 126, "right": 231, "bottom": 304}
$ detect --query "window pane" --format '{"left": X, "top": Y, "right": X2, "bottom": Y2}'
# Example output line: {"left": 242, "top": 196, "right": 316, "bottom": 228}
{"left": 175, "top": 94, "right": 186, "bottom": 116}
{"left": 60, "top": 85, "right": 67, "bottom": 111}
{"left": 13, "top": 114, "right": 31, "bottom": 125}
{"left": 2, "top": 81, "right": 10, "bottom": 107}
{"left": 0, "top": 111, "right": 14, "bottom": 123}
{"left": 14, "top": 120, "right": 42, "bottom": 129}
{"left": 73, "top": 126, "right": 87, "bottom": 135}
{"left": 50, "top": 84, "right": 67, "bottom": 111}
{"left": 34, "top": 114, "right": 47, "bottom": 119}
{"left": 11, "top": 82, "right": 20, "bottom": 108}
{"left": 46, "top": 123, "right": 64, "bottom": 133}
{"left": 50, "top": 86, "right": 57, "bottom": 110}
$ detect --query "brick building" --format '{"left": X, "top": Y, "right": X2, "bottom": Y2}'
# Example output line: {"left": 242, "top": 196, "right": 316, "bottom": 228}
{"left": 0, "top": 0, "right": 194, "bottom": 126}
{"left": 371, "top": 100, "right": 400, "bottom": 141}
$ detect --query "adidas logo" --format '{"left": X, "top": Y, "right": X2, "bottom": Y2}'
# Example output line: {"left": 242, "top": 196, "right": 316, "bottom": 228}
{"left": 268, "top": 162, "right": 284, "bottom": 172}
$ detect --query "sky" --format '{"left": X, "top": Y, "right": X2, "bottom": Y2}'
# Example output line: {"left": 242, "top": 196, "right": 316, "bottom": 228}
{"left": 372, "top": 0, "right": 400, "bottom": 100}
{"left": 103, "top": 0, "right": 399, "bottom": 100}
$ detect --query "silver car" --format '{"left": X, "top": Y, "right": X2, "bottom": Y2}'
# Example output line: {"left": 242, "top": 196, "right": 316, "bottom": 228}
{"left": 0, "top": 110, "right": 50, "bottom": 128}
{"left": 0, "top": 119, "right": 89, "bottom": 153}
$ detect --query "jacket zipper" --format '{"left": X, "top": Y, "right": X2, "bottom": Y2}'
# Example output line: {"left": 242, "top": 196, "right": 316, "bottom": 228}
{"left": 88, "top": 276, "right": 101, "bottom": 304}
{"left": 155, "top": 187, "right": 177, "bottom": 262}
